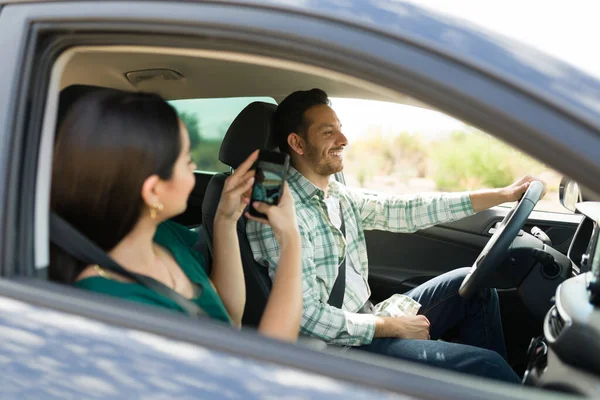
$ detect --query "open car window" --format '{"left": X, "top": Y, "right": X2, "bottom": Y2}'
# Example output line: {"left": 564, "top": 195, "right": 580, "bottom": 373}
{"left": 331, "top": 98, "right": 568, "bottom": 214}
{"left": 169, "top": 97, "right": 277, "bottom": 172}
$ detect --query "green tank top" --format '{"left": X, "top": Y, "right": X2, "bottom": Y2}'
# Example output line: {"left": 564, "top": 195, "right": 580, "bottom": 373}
{"left": 74, "top": 221, "right": 231, "bottom": 324}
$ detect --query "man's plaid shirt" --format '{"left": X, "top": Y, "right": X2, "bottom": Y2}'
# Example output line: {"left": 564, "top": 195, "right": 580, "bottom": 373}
{"left": 247, "top": 167, "right": 474, "bottom": 346}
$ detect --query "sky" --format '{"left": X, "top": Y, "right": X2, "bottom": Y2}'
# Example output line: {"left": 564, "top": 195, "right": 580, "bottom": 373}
{"left": 333, "top": 0, "right": 600, "bottom": 140}
{"left": 404, "top": 0, "right": 600, "bottom": 79}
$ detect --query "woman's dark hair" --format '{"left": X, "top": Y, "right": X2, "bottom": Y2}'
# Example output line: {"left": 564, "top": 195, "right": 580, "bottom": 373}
{"left": 50, "top": 90, "right": 181, "bottom": 283}
{"left": 273, "top": 88, "right": 331, "bottom": 153}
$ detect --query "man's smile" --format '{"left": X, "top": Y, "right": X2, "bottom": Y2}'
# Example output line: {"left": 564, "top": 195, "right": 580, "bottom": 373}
{"left": 329, "top": 149, "right": 344, "bottom": 159}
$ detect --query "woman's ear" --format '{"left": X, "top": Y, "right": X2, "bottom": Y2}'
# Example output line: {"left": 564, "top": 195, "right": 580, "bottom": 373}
{"left": 287, "top": 133, "right": 305, "bottom": 156}
{"left": 141, "top": 174, "right": 162, "bottom": 208}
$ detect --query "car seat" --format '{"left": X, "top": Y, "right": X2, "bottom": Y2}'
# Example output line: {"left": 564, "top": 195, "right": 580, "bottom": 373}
{"left": 202, "top": 101, "right": 278, "bottom": 326}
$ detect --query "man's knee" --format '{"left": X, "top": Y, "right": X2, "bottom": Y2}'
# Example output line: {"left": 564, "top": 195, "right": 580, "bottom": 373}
{"left": 441, "top": 267, "right": 470, "bottom": 293}
{"left": 447, "top": 267, "right": 470, "bottom": 285}
{"left": 470, "top": 348, "right": 520, "bottom": 382}
{"left": 474, "top": 348, "right": 505, "bottom": 365}
{"left": 476, "top": 286, "right": 499, "bottom": 307}
{"left": 452, "top": 266, "right": 499, "bottom": 304}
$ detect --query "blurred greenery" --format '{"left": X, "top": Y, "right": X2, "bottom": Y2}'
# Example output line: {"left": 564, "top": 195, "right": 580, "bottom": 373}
{"left": 429, "top": 129, "right": 546, "bottom": 190}
{"left": 346, "top": 129, "right": 428, "bottom": 186}
{"left": 345, "top": 128, "right": 553, "bottom": 192}
{"left": 177, "top": 111, "right": 228, "bottom": 172}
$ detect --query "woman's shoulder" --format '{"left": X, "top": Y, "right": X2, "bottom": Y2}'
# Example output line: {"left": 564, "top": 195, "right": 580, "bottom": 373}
{"left": 155, "top": 220, "right": 208, "bottom": 278}
{"left": 155, "top": 220, "right": 199, "bottom": 248}
{"left": 75, "top": 275, "right": 136, "bottom": 292}
{"left": 74, "top": 277, "right": 179, "bottom": 309}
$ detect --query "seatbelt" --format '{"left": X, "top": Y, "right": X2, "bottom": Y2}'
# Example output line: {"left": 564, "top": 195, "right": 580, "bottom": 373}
{"left": 49, "top": 212, "right": 207, "bottom": 318}
{"left": 327, "top": 203, "right": 346, "bottom": 308}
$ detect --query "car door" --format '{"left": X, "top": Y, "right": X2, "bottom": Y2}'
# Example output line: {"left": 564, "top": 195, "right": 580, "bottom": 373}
{"left": 0, "top": 3, "right": 453, "bottom": 399}
{"left": 366, "top": 208, "right": 583, "bottom": 303}
{"left": 0, "top": 1, "right": 597, "bottom": 399}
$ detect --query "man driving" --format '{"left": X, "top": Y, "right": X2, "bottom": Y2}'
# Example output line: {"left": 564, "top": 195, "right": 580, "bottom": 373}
{"left": 247, "top": 88, "right": 545, "bottom": 383}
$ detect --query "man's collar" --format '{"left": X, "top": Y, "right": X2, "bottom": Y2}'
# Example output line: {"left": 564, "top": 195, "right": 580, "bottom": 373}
{"left": 287, "top": 166, "right": 341, "bottom": 202}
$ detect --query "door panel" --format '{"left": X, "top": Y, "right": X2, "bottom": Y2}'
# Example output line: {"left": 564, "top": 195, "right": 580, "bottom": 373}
{"left": 367, "top": 227, "right": 483, "bottom": 303}
{"left": 367, "top": 207, "right": 582, "bottom": 302}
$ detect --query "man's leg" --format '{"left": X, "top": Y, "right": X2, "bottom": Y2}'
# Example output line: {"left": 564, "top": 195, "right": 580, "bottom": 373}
{"left": 357, "top": 338, "right": 520, "bottom": 383}
{"left": 404, "top": 267, "right": 508, "bottom": 360}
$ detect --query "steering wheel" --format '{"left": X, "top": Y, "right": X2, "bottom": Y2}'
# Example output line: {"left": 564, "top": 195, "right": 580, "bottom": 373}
{"left": 459, "top": 181, "right": 546, "bottom": 298}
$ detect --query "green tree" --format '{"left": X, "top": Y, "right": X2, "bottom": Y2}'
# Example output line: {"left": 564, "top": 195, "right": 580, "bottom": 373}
{"left": 429, "top": 129, "right": 545, "bottom": 191}
{"left": 178, "top": 111, "right": 202, "bottom": 150}
{"left": 176, "top": 111, "right": 228, "bottom": 172}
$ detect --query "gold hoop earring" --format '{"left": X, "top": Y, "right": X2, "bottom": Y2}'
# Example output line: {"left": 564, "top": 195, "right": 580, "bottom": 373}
{"left": 150, "top": 203, "right": 164, "bottom": 220}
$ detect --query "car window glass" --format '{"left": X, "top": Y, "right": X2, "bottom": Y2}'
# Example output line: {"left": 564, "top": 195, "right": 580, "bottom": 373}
{"left": 331, "top": 98, "right": 568, "bottom": 214}
{"left": 169, "top": 97, "right": 277, "bottom": 172}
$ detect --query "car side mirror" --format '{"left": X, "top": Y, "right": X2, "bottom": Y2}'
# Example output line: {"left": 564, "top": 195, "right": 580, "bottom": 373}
{"left": 558, "top": 177, "right": 582, "bottom": 212}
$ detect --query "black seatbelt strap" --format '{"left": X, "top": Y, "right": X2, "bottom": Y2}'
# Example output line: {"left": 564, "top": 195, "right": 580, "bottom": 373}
{"left": 49, "top": 212, "right": 207, "bottom": 318}
{"left": 327, "top": 202, "right": 346, "bottom": 308}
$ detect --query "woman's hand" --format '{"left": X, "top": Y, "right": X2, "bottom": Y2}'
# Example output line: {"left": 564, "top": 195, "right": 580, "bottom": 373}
{"left": 246, "top": 182, "right": 299, "bottom": 246}
{"left": 215, "top": 150, "right": 258, "bottom": 224}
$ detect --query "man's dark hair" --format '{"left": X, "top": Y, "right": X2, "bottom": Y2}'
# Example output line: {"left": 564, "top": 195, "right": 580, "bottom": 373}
{"left": 273, "top": 88, "right": 331, "bottom": 152}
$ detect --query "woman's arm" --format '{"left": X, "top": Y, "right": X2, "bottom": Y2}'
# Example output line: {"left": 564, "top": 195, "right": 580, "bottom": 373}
{"left": 257, "top": 231, "right": 302, "bottom": 341}
{"left": 210, "top": 151, "right": 259, "bottom": 326}
{"left": 210, "top": 217, "right": 246, "bottom": 327}
{"left": 248, "top": 184, "right": 302, "bottom": 342}
{"left": 210, "top": 149, "right": 303, "bottom": 339}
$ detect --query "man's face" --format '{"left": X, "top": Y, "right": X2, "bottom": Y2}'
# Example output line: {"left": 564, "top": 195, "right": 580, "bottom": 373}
{"left": 301, "top": 104, "right": 348, "bottom": 176}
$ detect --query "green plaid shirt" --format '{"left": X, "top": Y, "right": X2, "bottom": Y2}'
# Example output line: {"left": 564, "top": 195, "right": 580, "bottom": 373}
{"left": 247, "top": 167, "right": 474, "bottom": 346}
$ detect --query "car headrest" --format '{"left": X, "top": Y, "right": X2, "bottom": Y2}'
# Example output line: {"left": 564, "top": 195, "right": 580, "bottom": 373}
{"left": 219, "top": 101, "right": 278, "bottom": 168}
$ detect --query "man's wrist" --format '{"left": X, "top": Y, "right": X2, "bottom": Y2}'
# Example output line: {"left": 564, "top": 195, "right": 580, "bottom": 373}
{"left": 496, "top": 187, "right": 514, "bottom": 203}
{"left": 469, "top": 188, "right": 511, "bottom": 213}
{"left": 374, "top": 316, "right": 403, "bottom": 338}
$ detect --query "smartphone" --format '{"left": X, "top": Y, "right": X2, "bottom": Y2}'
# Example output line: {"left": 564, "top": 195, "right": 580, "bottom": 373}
{"left": 249, "top": 150, "right": 290, "bottom": 219}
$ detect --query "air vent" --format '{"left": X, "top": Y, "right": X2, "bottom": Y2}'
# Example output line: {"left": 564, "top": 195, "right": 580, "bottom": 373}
{"left": 548, "top": 306, "right": 566, "bottom": 339}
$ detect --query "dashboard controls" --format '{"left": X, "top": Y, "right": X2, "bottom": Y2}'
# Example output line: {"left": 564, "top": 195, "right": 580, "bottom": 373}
{"left": 532, "top": 248, "right": 562, "bottom": 279}
{"left": 581, "top": 253, "right": 590, "bottom": 269}
{"left": 487, "top": 221, "right": 524, "bottom": 236}
{"left": 588, "top": 276, "right": 600, "bottom": 306}
{"left": 523, "top": 336, "right": 548, "bottom": 386}
{"left": 542, "top": 263, "right": 561, "bottom": 279}
{"left": 531, "top": 226, "right": 552, "bottom": 246}
{"left": 547, "top": 306, "right": 566, "bottom": 339}
{"left": 545, "top": 273, "right": 600, "bottom": 378}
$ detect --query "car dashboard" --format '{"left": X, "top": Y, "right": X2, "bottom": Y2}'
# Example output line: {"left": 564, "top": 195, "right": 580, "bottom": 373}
{"left": 525, "top": 202, "right": 600, "bottom": 396}
{"left": 567, "top": 206, "right": 600, "bottom": 276}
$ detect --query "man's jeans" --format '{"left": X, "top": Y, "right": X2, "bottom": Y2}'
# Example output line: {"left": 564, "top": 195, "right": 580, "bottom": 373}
{"left": 357, "top": 267, "right": 521, "bottom": 383}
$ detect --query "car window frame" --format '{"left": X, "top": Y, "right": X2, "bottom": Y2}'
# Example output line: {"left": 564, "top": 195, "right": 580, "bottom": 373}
{"left": 1, "top": 2, "right": 598, "bottom": 399}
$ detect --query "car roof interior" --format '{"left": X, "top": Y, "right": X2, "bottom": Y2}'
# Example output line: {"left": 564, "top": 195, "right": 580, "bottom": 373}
{"left": 59, "top": 46, "right": 432, "bottom": 108}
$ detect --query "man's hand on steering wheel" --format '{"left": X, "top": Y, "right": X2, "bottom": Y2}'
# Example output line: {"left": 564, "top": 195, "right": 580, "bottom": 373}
{"left": 501, "top": 175, "right": 548, "bottom": 202}
{"left": 459, "top": 180, "right": 547, "bottom": 299}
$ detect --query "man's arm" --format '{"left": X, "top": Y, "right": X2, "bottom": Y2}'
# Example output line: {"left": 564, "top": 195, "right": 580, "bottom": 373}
{"left": 247, "top": 220, "right": 378, "bottom": 346}
{"left": 469, "top": 175, "right": 547, "bottom": 212}
{"left": 349, "top": 189, "right": 474, "bottom": 233}
{"left": 348, "top": 175, "right": 545, "bottom": 232}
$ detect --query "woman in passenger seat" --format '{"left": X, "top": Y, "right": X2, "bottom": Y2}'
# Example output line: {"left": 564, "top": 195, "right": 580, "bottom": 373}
{"left": 50, "top": 90, "right": 302, "bottom": 342}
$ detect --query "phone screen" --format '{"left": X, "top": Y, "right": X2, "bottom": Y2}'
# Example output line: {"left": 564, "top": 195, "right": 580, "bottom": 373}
{"left": 251, "top": 160, "right": 285, "bottom": 206}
